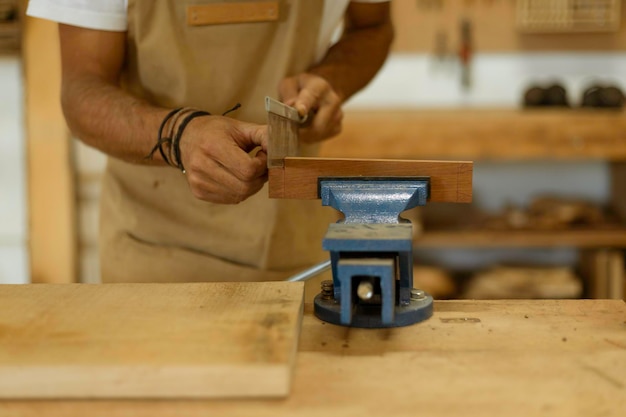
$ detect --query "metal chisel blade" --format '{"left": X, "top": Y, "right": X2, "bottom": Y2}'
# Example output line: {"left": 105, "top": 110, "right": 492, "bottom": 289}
{"left": 265, "top": 96, "right": 307, "bottom": 168}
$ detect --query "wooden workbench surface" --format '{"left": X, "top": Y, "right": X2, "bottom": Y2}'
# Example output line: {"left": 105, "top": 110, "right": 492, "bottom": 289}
{"left": 2, "top": 299, "right": 625, "bottom": 417}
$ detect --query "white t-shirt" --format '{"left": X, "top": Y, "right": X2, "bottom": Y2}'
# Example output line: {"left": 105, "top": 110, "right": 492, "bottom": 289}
{"left": 27, "top": 0, "right": 390, "bottom": 60}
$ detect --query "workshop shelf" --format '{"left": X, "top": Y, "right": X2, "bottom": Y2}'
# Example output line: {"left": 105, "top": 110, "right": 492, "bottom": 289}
{"left": 322, "top": 108, "right": 626, "bottom": 161}
{"left": 415, "top": 226, "right": 626, "bottom": 249}
{"left": 0, "top": 20, "right": 19, "bottom": 52}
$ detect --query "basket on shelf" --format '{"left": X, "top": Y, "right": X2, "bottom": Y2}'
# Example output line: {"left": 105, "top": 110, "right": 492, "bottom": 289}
{"left": 517, "top": 0, "right": 621, "bottom": 33}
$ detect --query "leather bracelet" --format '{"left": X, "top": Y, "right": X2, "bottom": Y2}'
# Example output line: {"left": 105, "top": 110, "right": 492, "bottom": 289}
{"left": 165, "top": 108, "right": 195, "bottom": 165}
{"left": 172, "top": 110, "right": 211, "bottom": 174}
{"left": 146, "top": 107, "right": 182, "bottom": 164}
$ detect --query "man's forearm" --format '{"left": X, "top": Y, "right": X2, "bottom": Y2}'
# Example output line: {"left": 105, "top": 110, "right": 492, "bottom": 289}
{"left": 61, "top": 75, "right": 170, "bottom": 165}
{"left": 309, "top": 4, "right": 393, "bottom": 102}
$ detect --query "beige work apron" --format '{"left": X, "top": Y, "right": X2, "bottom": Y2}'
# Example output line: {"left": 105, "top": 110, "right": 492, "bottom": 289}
{"left": 100, "top": 0, "right": 336, "bottom": 283}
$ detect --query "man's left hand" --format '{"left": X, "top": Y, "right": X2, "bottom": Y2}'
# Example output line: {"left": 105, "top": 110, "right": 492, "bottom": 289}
{"left": 277, "top": 73, "right": 344, "bottom": 143}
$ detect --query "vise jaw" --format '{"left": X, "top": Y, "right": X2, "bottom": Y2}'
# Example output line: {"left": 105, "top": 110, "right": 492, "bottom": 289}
{"left": 313, "top": 178, "right": 433, "bottom": 328}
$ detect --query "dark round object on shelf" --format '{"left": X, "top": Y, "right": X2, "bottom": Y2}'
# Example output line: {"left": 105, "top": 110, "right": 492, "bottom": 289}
{"left": 582, "top": 85, "right": 625, "bottom": 108}
{"left": 582, "top": 85, "right": 605, "bottom": 108}
{"left": 523, "top": 86, "right": 547, "bottom": 107}
{"left": 599, "top": 86, "right": 625, "bottom": 108}
{"left": 523, "top": 83, "right": 570, "bottom": 107}
{"left": 545, "top": 84, "right": 569, "bottom": 107}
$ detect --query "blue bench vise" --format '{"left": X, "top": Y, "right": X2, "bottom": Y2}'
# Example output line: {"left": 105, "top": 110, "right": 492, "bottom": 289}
{"left": 313, "top": 177, "right": 432, "bottom": 328}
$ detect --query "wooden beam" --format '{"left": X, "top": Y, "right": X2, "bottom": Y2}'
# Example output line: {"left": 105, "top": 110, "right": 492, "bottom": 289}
{"left": 611, "top": 162, "right": 626, "bottom": 222}
{"left": 22, "top": 12, "right": 77, "bottom": 283}
{"left": 269, "top": 157, "right": 472, "bottom": 203}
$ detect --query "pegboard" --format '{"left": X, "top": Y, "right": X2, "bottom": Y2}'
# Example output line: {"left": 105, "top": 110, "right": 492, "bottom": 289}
{"left": 392, "top": 0, "right": 626, "bottom": 52}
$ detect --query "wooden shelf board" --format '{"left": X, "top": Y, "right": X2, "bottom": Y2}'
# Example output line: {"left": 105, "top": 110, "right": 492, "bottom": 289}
{"left": 415, "top": 227, "right": 626, "bottom": 248}
{"left": 322, "top": 108, "right": 626, "bottom": 161}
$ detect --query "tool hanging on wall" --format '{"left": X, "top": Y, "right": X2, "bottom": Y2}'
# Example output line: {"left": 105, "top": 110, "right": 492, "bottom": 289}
{"left": 459, "top": 17, "right": 472, "bottom": 90}
{"left": 431, "top": 29, "right": 454, "bottom": 74}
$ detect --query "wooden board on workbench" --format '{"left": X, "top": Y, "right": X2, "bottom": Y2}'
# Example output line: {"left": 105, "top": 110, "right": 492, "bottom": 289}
{"left": 269, "top": 157, "right": 472, "bottom": 202}
{"left": 0, "top": 282, "right": 304, "bottom": 399}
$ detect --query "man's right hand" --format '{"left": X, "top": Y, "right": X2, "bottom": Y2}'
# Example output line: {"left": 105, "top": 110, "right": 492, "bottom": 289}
{"left": 178, "top": 116, "right": 268, "bottom": 204}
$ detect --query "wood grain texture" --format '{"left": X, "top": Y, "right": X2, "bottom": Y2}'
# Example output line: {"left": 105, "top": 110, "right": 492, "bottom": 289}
{"left": 0, "top": 283, "right": 304, "bottom": 399}
{"left": 269, "top": 157, "right": 472, "bottom": 203}
{"left": 23, "top": 13, "right": 77, "bottom": 283}
{"left": 3, "top": 300, "right": 625, "bottom": 416}
{"left": 320, "top": 109, "right": 626, "bottom": 161}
